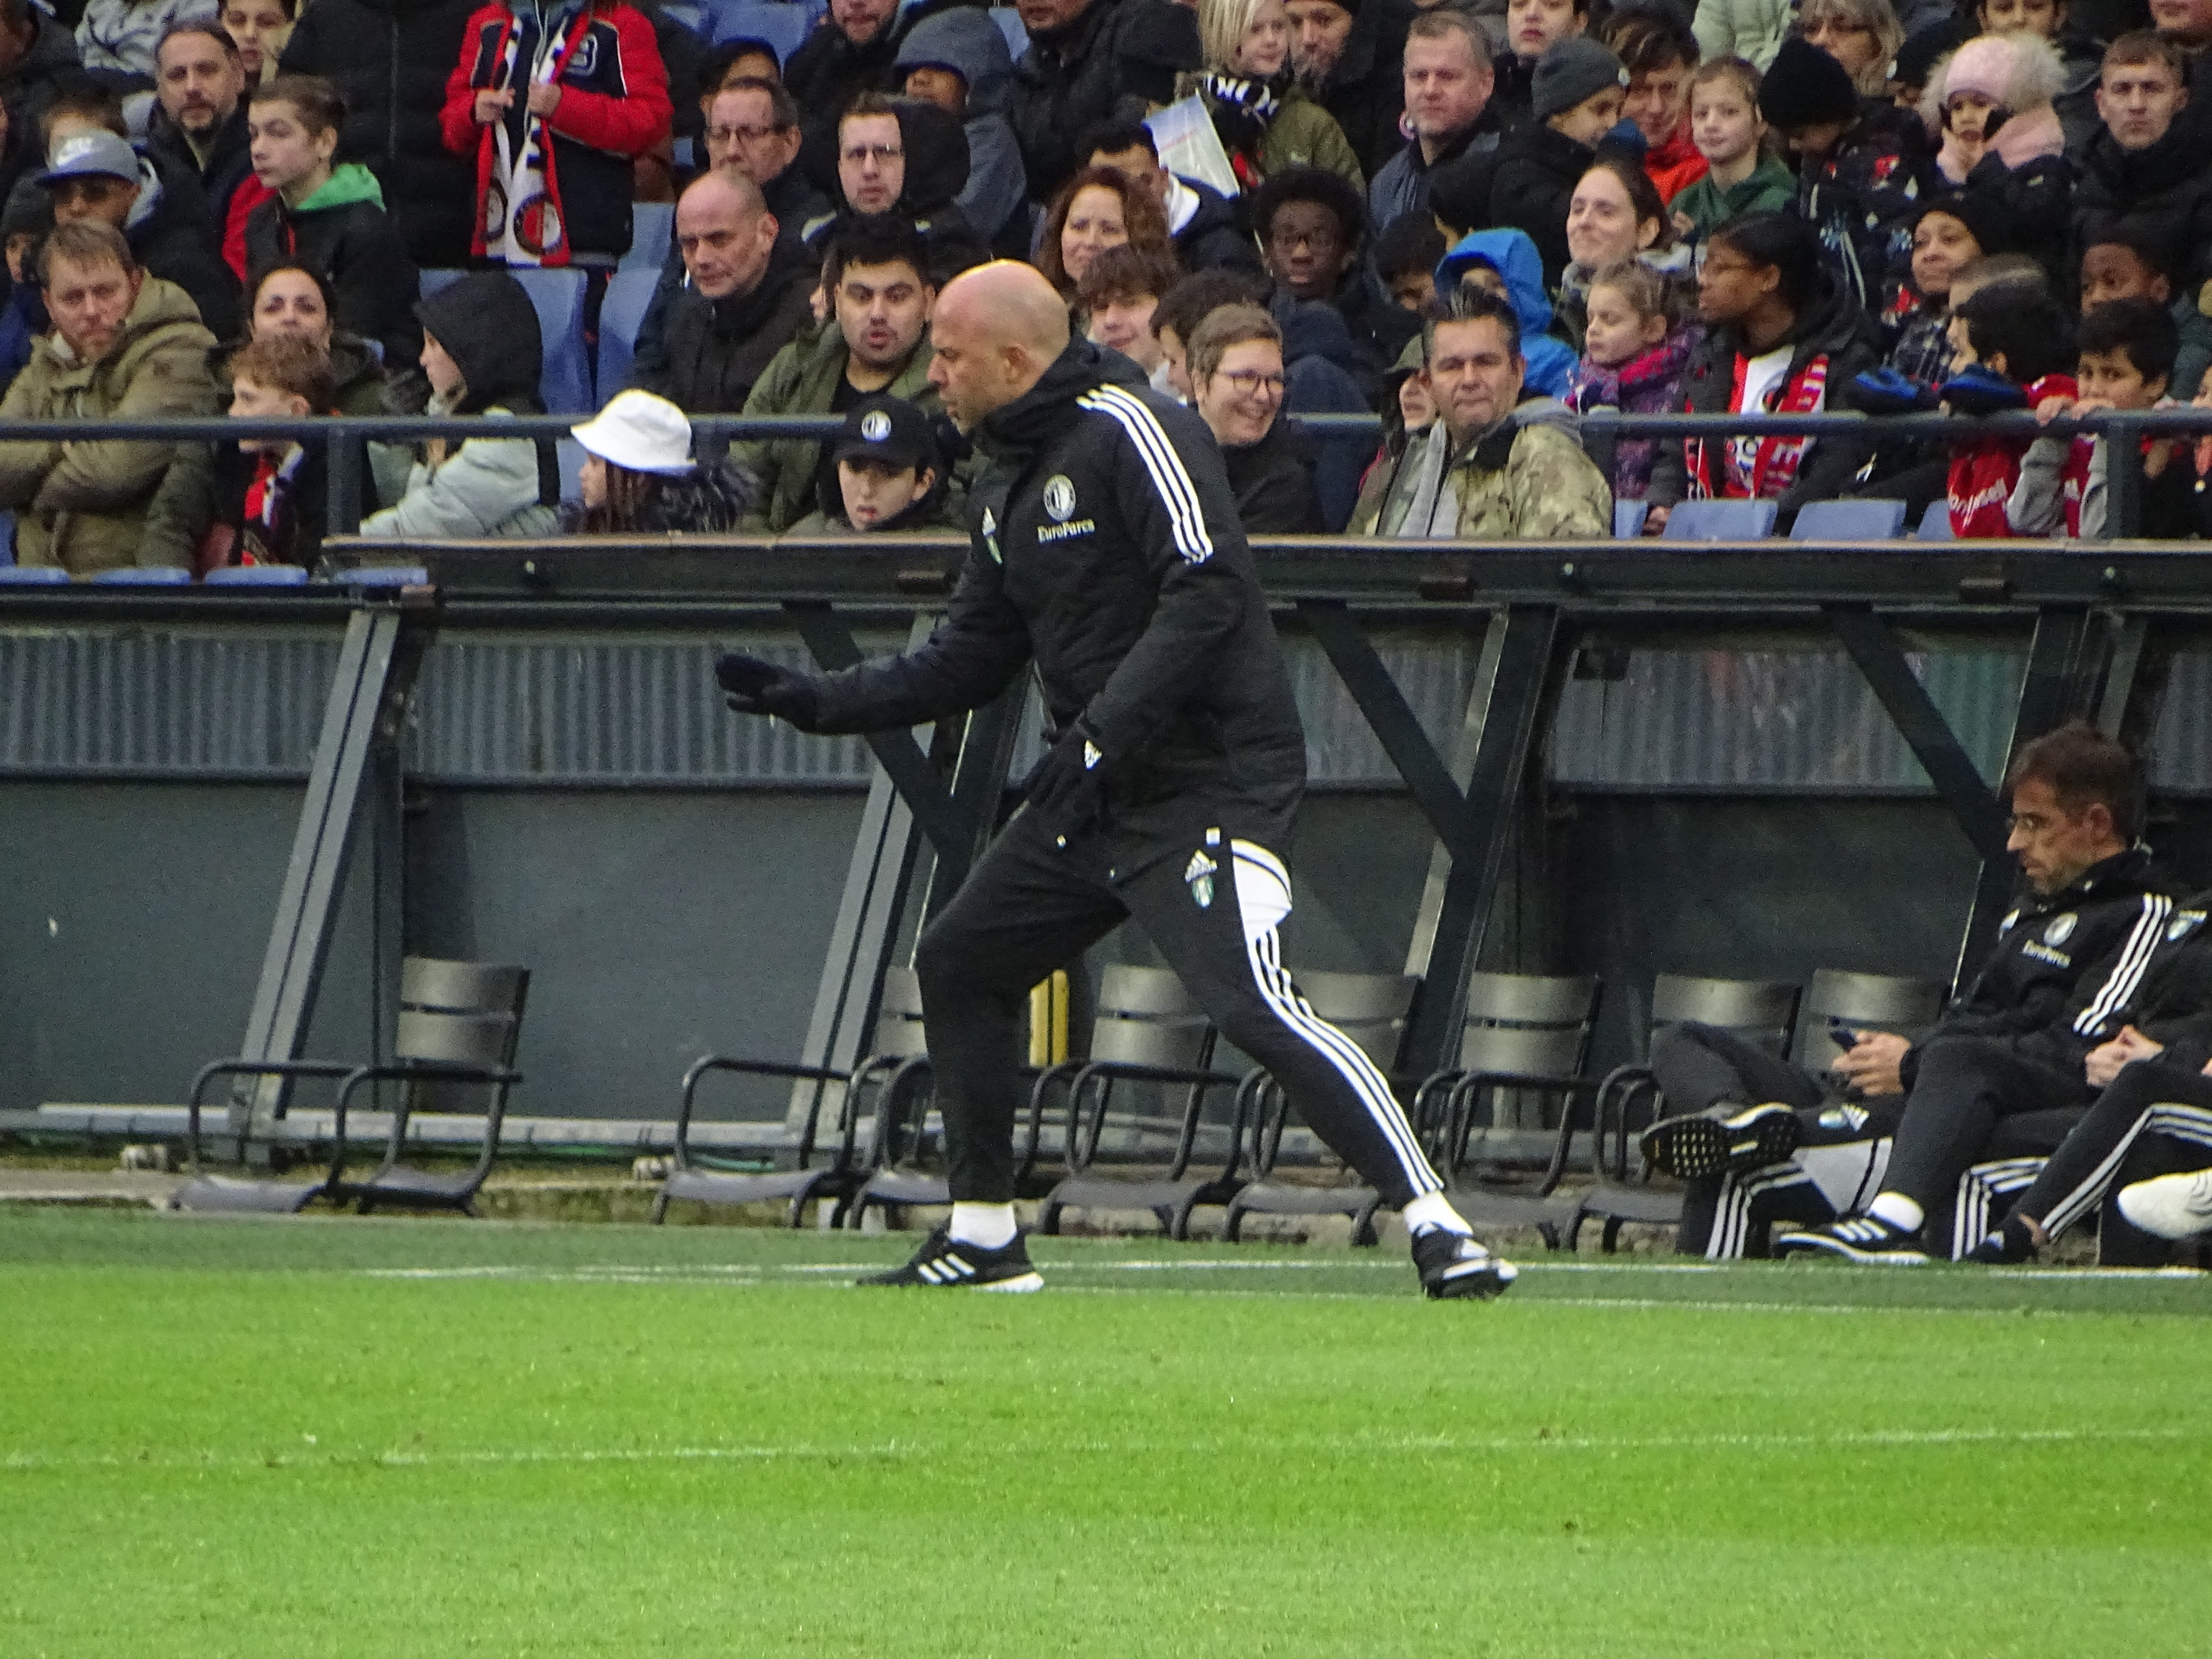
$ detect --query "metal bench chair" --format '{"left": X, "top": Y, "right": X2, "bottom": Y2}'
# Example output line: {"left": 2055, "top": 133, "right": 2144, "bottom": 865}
{"left": 1567, "top": 975, "right": 1801, "bottom": 1251}
{"left": 1790, "top": 968, "right": 1946, "bottom": 1071}
{"left": 171, "top": 957, "right": 528, "bottom": 1216}
{"left": 1217, "top": 971, "right": 1421, "bottom": 1244}
{"left": 654, "top": 968, "right": 928, "bottom": 1228}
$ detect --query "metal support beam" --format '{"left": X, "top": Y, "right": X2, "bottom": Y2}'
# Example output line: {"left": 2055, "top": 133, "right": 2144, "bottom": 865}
{"left": 1397, "top": 605, "right": 1562, "bottom": 1077}
{"left": 1297, "top": 599, "right": 1467, "bottom": 839}
{"left": 233, "top": 593, "right": 436, "bottom": 1137}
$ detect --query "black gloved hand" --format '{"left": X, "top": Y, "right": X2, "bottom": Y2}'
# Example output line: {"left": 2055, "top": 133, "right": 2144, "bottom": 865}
{"left": 1018, "top": 717, "right": 1108, "bottom": 836}
{"left": 714, "top": 650, "right": 821, "bottom": 729}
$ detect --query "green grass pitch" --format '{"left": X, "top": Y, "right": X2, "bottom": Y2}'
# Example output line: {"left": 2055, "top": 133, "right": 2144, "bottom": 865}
{"left": 4, "top": 1209, "right": 2210, "bottom": 1658}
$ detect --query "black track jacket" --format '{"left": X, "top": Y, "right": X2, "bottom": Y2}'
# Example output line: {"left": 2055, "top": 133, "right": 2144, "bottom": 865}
{"left": 1902, "top": 846, "right": 2175, "bottom": 1088}
{"left": 809, "top": 342, "right": 1307, "bottom": 874}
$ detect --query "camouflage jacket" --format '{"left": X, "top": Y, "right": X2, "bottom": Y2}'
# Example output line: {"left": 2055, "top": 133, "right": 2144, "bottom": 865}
{"left": 1349, "top": 397, "right": 1612, "bottom": 540}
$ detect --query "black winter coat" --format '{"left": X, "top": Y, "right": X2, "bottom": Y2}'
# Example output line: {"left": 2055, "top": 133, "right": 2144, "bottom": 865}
{"left": 1950, "top": 147, "right": 2075, "bottom": 291}
{"left": 1173, "top": 176, "right": 1263, "bottom": 277}
{"left": 1313, "top": 0, "right": 1410, "bottom": 179}
{"left": 810, "top": 341, "right": 1308, "bottom": 865}
{"left": 1903, "top": 847, "right": 2177, "bottom": 1087}
{"left": 1223, "top": 416, "right": 1320, "bottom": 533}
{"left": 1486, "top": 122, "right": 1600, "bottom": 287}
{"left": 279, "top": 0, "right": 482, "bottom": 268}
{"left": 639, "top": 243, "right": 817, "bottom": 412}
{"left": 244, "top": 193, "right": 423, "bottom": 369}
{"left": 131, "top": 177, "right": 240, "bottom": 340}
{"left": 146, "top": 105, "right": 256, "bottom": 244}
{"left": 1006, "top": 0, "right": 1199, "bottom": 205}
{"left": 0, "top": 16, "right": 89, "bottom": 169}
{"left": 784, "top": 10, "right": 906, "bottom": 178}
{"left": 2070, "top": 120, "right": 2212, "bottom": 291}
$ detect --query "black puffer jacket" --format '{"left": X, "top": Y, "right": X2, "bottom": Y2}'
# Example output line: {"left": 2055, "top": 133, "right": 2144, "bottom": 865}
{"left": 1311, "top": 0, "right": 1410, "bottom": 179}
{"left": 243, "top": 183, "right": 422, "bottom": 369}
{"left": 784, "top": 9, "right": 906, "bottom": 175}
{"left": 810, "top": 341, "right": 1306, "bottom": 868}
{"left": 1223, "top": 415, "right": 1320, "bottom": 533}
{"left": 146, "top": 105, "right": 256, "bottom": 241}
{"left": 128, "top": 169, "right": 240, "bottom": 340}
{"left": 1173, "top": 176, "right": 1262, "bottom": 276}
{"left": 639, "top": 240, "right": 817, "bottom": 412}
{"left": 2070, "top": 118, "right": 2212, "bottom": 291}
{"left": 279, "top": 0, "right": 481, "bottom": 268}
{"left": 1006, "top": 0, "right": 1199, "bottom": 205}
{"left": 0, "top": 14, "right": 89, "bottom": 169}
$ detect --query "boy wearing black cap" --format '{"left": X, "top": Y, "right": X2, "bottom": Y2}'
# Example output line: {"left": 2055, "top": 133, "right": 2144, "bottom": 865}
{"left": 1758, "top": 35, "right": 1931, "bottom": 310}
{"left": 791, "top": 393, "right": 955, "bottom": 535}
{"left": 1487, "top": 36, "right": 1633, "bottom": 283}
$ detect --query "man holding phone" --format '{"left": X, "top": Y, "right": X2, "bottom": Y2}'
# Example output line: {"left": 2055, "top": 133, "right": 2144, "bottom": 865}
{"left": 1638, "top": 722, "right": 2173, "bottom": 1260}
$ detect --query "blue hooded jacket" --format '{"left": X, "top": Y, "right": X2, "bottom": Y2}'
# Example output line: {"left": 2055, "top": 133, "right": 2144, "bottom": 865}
{"left": 893, "top": 9, "right": 1029, "bottom": 248}
{"left": 1433, "top": 228, "right": 1577, "bottom": 399}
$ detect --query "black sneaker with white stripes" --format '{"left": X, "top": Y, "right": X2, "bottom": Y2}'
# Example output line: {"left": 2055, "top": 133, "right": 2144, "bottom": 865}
{"left": 1774, "top": 1213, "right": 1929, "bottom": 1264}
{"left": 1412, "top": 1228, "right": 1519, "bottom": 1300}
{"left": 1640, "top": 1103, "right": 1802, "bottom": 1180}
{"left": 858, "top": 1226, "right": 1044, "bottom": 1291}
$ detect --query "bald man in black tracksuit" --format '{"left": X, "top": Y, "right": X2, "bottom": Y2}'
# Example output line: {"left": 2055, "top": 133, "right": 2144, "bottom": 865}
{"left": 715, "top": 264, "right": 1509, "bottom": 1298}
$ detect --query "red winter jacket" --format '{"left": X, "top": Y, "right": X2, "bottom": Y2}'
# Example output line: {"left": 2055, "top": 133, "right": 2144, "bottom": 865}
{"left": 1948, "top": 373, "right": 2075, "bottom": 538}
{"left": 441, "top": 0, "right": 671, "bottom": 263}
{"left": 1644, "top": 115, "right": 1709, "bottom": 206}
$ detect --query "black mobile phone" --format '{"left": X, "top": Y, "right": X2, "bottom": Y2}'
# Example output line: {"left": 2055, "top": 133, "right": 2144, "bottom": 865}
{"left": 1828, "top": 1018, "right": 1858, "bottom": 1049}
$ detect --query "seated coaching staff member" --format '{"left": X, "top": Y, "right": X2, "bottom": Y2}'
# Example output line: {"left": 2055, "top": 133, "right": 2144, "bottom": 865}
{"left": 714, "top": 260, "right": 1511, "bottom": 1301}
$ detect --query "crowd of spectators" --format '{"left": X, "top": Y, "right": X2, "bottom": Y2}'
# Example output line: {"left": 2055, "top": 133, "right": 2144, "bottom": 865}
{"left": 9, "top": 0, "right": 2212, "bottom": 571}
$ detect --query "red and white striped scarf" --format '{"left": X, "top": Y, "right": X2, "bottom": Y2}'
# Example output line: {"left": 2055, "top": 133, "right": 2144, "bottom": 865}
{"left": 1685, "top": 351, "right": 1830, "bottom": 501}
{"left": 481, "top": 2, "right": 592, "bottom": 266}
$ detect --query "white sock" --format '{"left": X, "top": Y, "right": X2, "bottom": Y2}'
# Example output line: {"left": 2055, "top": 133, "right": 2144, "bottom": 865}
{"left": 949, "top": 1202, "right": 1017, "bottom": 1249}
{"left": 1402, "top": 1192, "right": 1472, "bottom": 1237}
{"left": 1867, "top": 1192, "right": 1925, "bottom": 1234}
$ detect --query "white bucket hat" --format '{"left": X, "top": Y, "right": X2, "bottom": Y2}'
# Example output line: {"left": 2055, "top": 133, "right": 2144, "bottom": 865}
{"left": 570, "top": 389, "right": 695, "bottom": 476}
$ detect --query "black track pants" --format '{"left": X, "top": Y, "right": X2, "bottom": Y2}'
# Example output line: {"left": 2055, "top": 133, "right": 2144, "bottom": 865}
{"left": 2004, "top": 1059, "right": 2212, "bottom": 1248}
{"left": 913, "top": 808, "right": 1445, "bottom": 1207}
{"left": 1878, "top": 1033, "right": 2091, "bottom": 1211}
{"left": 1649, "top": 1021, "right": 1832, "bottom": 1115}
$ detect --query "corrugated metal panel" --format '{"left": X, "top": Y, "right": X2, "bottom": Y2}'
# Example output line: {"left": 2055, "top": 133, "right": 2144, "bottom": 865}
{"left": 2149, "top": 653, "right": 2212, "bottom": 794}
{"left": 1550, "top": 647, "right": 2028, "bottom": 790}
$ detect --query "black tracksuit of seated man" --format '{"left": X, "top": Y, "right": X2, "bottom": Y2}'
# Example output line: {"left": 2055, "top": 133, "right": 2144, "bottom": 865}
{"left": 1978, "top": 893, "right": 2212, "bottom": 1265}
{"left": 1647, "top": 729, "right": 2172, "bottom": 1260}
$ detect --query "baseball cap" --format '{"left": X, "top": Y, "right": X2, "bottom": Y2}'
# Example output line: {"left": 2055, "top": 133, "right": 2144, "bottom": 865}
{"left": 39, "top": 131, "right": 140, "bottom": 188}
{"left": 831, "top": 394, "right": 936, "bottom": 474}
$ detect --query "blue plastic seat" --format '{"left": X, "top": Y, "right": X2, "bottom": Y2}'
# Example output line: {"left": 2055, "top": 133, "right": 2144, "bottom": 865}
{"left": 990, "top": 6, "right": 1028, "bottom": 54}
{"left": 1790, "top": 498, "right": 1908, "bottom": 540}
{"left": 708, "top": 0, "right": 816, "bottom": 55}
{"left": 1612, "top": 499, "right": 1648, "bottom": 539}
{"left": 596, "top": 266, "right": 662, "bottom": 399}
{"left": 558, "top": 438, "right": 586, "bottom": 505}
{"left": 90, "top": 565, "right": 192, "bottom": 584}
{"left": 1916, "top": 499, "right": 1955, "bottom": 539}
{"left": 0, "top": 565, "right": 70, "bottom": 584}
{"left": 204, "top": 563, "right": 310, "bottom": 586}
{"left": 0, "top": 507, "right": 15, "bottom": 565}
{"left": 661, "top": 0, "right": 704, "bottom": 31}
{"left": 619, "top": 202, "right": 673, "bottom": 270}
{"left": 1660, "top": 499, "right": 1779, "bottom": 540}
{"left": 418, "top": 267, "right": 593, "bottom": 415}
{"left": 342, "top": 565, "right": 431, "bottom": 587}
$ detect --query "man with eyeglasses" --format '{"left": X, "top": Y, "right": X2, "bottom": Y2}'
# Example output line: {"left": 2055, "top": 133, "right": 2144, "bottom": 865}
{"left": 1350, "top": 284, "right": 1609, "bottom": 538}
{"left": 784, "top": 0, "right": 911, "bottom": 165}
{"left": 1249, "top": 164, "right": 1416, "bottom": 393}
{"left": 801, "top": 94, "right": 988, "bottom": 283}
{"left": 1630, "top": 721, "right": 2180, "bottom": 1263}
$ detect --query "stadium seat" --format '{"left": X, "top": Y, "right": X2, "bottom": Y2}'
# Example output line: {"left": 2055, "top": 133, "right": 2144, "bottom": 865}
{"left": 0, "top": 565, "right": 70, "bottom": 584}
{"left": 1660, "top": 499, "right": 1779, "bottom": 540}
{"left": 340, "top": 565, "right": 431, "bottom": 587}
{"left": 1213, "top": 972, "right": 1424, "bottom": 1244}
{"left": 0, "top": 507, "right": 15, "bottom": 565}
{"left": 1917, "top": 499, "right": 1955, "bottom": 539}
{"left": 661, "top": 0, "right": 703, "bottom": 31}
{"left": 1791, "top": 498, "right": 1908, "bottom": 540}
{"left": 1787, "top": 968, "right": 1945, "bottom": 1073}
{"left": 596, "top": 265, "right": 662, "bottom": 399}
{"left": 653, "top": 967, "right": 930, "bottom": 1228}
{"left": 90, "top": 565, "right": 192, "bottom": 584}
{"left": 989, "top": 6, "right": 1028, "bottom": 54}
{"left": 1567, "top": 975, "right": 1802, "bottom": 1252}
{"left": 708, "top": 0, "right": 816, "bottom": 54}
{"left": 558, "top": 438, "right": 585, "bottom": 505}
{"left": 619, "top": 202, "right": 673, "bottom": 270}
{"left": 418, "top": 267, "right": 593, "bottom": 415}
{"left": 1613, "top": 499, "right": 1648, "bottom": 539}
{"left": 203, "top": 564, "right": 310, "bottom": 586}
{"left": 172, "top": 957, "right": 528, "bottom": 1217}
{"left": 1032, "top": 964, "right": 1252, "bottom": 1240}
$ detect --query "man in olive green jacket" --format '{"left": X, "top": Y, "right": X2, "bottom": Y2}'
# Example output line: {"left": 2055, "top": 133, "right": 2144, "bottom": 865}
{"left": 0, "top": 220, "right": 218, "bottom": 575}
{"left": 736, "top": 219, "right": 948, "bottom": 533}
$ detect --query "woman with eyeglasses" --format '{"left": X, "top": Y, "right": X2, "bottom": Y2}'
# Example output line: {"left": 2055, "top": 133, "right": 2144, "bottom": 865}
{"left": 1188, "top": 302, "right": 1320, "bottom": 533}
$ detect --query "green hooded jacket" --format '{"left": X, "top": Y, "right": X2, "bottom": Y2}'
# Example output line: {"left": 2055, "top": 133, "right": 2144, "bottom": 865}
{"left": 1669, "top": 154, "right": 1798, "bottom": 244}
{"left": 736, "top": 321, "right": 945, "bottom": 533}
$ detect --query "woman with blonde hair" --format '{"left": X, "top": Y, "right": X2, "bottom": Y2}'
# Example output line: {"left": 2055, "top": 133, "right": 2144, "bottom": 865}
{"left": 1794, "top": 0, "right": 1904, "bottom": 97}
{"left": 1036, "top": 165, "right": 1175, "bottom": 300}
{"left": 1187, "top": 0, "right": 1362, "bottom": 192}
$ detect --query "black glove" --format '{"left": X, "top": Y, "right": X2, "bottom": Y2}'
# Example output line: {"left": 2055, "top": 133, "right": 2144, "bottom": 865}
{"left": 1018, "top": 718, "right": 1108, "bottom": 836}
{"left": 714, "top": 650, "right": 821, "bottom": 729}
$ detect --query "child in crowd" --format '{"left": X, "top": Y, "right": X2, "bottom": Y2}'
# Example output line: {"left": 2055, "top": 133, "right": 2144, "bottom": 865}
{"left": 2080, "top": 228, "right": 2212, "bottom": 401}
{"left": 242, "top": 75, "right": 421, "bottom": 369}
{"left": 221, "top": 0, "right": 293, "bottom": 84}
{"left": 215, "top": 331, "right": 330, "bottom": 567}
{"left": 1435, "top": 227, "right": 1580, "bottom": 396}
{"left": 1078, "top": 244, "right": 1180, "bottom": 393}
{"left": 1150, "top": 268, "right": 1263, "bottom": 402}
{"left": 2010, "top": 298, "right": 2191, "bottom": 539}
{"left": 1495, "top": 0, "right": 1594, "bottom": 124}
{"left": 792, "top": 395, "right": 952, "bottom": 535}
{"left": 1490, "top": 36, "right": 1633, "bottom": 284}
{"left": 1373, "top": 214, "right": 1445, "bottom": 314}
{"left": 442, "top": 0, "right": 672, "bottom": 267}
{"left": 1668, "top": 57, "right": 1794, "bottom": 244}
{"left": 1565, "top": 257, "right": 1700, "bottom": 499}
{"left": 360, "top": 271, "right": 560, "bottom": 539}
{"left": 893, "top": 9, "right": 1028, "bottom": 256}
{"left": 1939, "top": 284, "right": 2077, "bottom": 536}
{"left": 563, "top": 388, "right": 753, "bottom": 532}
{"left": 0, "top": 194, "right": 47, "bottom": 388}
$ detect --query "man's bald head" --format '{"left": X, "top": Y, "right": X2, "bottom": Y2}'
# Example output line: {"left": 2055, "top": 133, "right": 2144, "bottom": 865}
{"left": 926, "top": 261, "right": 1073, "bottom": 431}
{"left": 676, "top": 171, "right": 777, "bottom": 300}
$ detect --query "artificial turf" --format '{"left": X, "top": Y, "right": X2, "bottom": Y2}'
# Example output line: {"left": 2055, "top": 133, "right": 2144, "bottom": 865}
{"left": 3, "top": 1208, "right": 2209, "bottom": 1658}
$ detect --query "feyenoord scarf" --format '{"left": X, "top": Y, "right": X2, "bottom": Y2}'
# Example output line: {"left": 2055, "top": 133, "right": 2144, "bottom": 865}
{"left": 483, "top": 3, "right": 591, "bottom": 266}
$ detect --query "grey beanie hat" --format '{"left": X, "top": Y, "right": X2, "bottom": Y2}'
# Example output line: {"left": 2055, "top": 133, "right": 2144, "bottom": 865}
{"left": 1531, "top": 37, "right": 1628, "bottom": 123}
